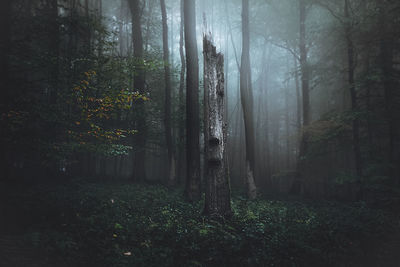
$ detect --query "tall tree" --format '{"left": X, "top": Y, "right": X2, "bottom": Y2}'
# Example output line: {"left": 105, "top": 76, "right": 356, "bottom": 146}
{"left": 0, "top": 0, "right": 12, "bottom": 179}
{"left": 240, "top": 0, "right": 257, "bottom": 199}
{"left": 294, "top": 55, "right": 302, "bottom": 132}
{"left": 48, "top": 0, "right": 59, "bottom": 104}
{"left": 184, "top": 0, "right": 201, "bottom": 201}
{"left": 177, "top": 0, "right": 186, "bottom": 184}
{"left": 160, "top": 0, "right": 176, "bottom": 185}
{"left": 378, "top": 0, "right": 396, "bottom": 183}
{"left": 294, "top": 0, "right": 311, "bottom": 195}
{"left": 203, "top": 35, "right": 232, "bottom": 217}
{"left": 128, "top": 0, "right": 147, "bottom": 181}
{"left": 0, "top": 0, "right": 11, "bottom": 104}
{"left": 344, "top": 0, "right": 362, "bottom": 189}
{"left": 299, "top": 0, "right": 310, "bottom": 126}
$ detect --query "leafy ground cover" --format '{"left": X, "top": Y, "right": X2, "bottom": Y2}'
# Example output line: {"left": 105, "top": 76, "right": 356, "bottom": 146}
{"left": 1, "top": 181, "right": 399, "bottom": 267}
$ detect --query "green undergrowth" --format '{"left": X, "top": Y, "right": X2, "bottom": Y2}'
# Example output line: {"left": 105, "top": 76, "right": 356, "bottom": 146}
{"left": 3, "top": 181, "right": 399, "bottom": 267}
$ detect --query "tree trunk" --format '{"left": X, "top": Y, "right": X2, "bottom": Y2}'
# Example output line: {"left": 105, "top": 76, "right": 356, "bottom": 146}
{"left": 263, "top": 56, "right": 272, "bottom": 189}
{"left": 144, "top": 0, "right": 155, "bottom": 54}
{"left": 203, "top": 36, "right": 232, "bottom": 217}
{"left": 47, "top": 0, "right": 59, "bottom": 104}
{"left": 98, "top": 0, "right": 102, "bottom": 16}
{"left": 0, "top": 0, "right": 11, "bottom": 105}
{"left": 378, "top": 0, "right": 396, "bottom": 183}
{"left": 128, "top": 0, "right": 147, "bottom": 182}
{"left": 285, "top": 83, "right": 290, "bottom": 169}
{"left": 85, "top": 0, "right": 89, "bottom": 17}
{"left": 240, "top": 0, "right": 257, "bottom": 199}
{"left": 0, "top": 0, "right": 11, "bottom": 179}
{"left": 84, "top": 0, "right": 93, "bottom": 54}
{"left": 344, "top": 0, "right": 362, "bottom": 192}
{"left": 177, "top": 0, "right": 186, "bottom": 184}
{"left": 294, "top": 0, "right": 310, "bottom": 195}
{"left": 294, "top": 55, "right": 302, "bottom": 133}
{"left": 160, "top": 0, "right": 176, "bottom": 185}
{"left": 184, "top": 0, "right": 201, "bottom": 201}
{"left": 299, "top": 0, "right": 310, "bottom": 126}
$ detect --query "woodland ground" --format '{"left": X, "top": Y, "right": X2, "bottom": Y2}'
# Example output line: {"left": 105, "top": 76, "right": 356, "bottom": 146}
{"left": 0, "top": 179, "right": 399, "bottom": 267}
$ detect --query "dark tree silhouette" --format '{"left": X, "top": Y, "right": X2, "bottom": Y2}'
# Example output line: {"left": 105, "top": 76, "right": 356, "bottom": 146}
{"left": 184, "top": 0, "right": 201, "bottom": 201}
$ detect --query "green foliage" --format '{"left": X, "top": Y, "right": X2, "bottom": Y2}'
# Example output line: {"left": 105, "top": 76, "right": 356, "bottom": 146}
{"left": 8, "top": 183, "right": 398, "bottom": 267}
{"left": 0, "top": 5, "right": 157, "bottom": 171}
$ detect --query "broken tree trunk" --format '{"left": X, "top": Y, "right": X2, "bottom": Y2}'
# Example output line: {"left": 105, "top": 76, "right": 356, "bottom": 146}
{"left": 203, "top": 35, "right": 232, "bottom": 217}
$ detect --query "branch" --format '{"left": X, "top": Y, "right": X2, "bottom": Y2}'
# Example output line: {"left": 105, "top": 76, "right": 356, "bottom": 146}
{"left": 313, "top": 0, "right": 344, "bottom": 24}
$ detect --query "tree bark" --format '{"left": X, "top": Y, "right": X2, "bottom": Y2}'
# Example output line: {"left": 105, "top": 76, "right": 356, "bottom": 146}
{"left": 294, "top": 55, "right": 302, "bottom": 132}
{"left": 0, "top": 0, "right": 11, "bottom": 179}
{"left": 378, "top": 0, "right": 396, "bottom": 183}
{"left": 48, "top": 0, "right": 59, "bottom": 104}
{"left": 203, "top": 36, "right": 232, "bottom": 217}
{"left": 1, "top": 0, "right": 11, "bottom": 104}
{"left": 285, "top": 82, "right": 291, "bottom": 169}
{"left": 299, "top": 0, "right": 310, "bottom": 126}
{"left": 184, "top": 0, "right": 201, "bottom": 201}
{"left": 160, "top": 0, "right": 176, "bottom": 185}
{"left": 160, "top": 0, "right": 175, "bottom": 185}
{"left": 262, "top": 48, "right": 272, "bottom": 188}
{"left": 128, "top": 0, "right": 147, "bottom": 182}
{"left": 177, "top": 0, "right": 186, "bottom": 184}
{"left": 294, "top": 0, "right": 311, "bottom": 195}
{"left": 240, "top": 0, "right": 257, "bottom": 199}
{"left": 85, "top": 0, "right": 89, "bottom": 17}
{"left": 344, "top": 0, "right": 362, "bottom": 192}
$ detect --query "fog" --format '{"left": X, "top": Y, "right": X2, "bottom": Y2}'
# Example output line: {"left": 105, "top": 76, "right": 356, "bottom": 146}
{"left": 1, "top": 0, "right": 399, "bottom": 198}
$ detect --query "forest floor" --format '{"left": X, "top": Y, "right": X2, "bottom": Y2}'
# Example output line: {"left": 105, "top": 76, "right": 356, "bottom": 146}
{"left": 0, "top": 179, "right": 399, "bottom": 267}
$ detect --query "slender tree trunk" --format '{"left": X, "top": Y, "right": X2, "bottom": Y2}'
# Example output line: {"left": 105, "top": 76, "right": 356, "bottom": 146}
{"left": 344, "top": 0, "right": 362, "bottom": 191}
{"left": 224, "top": 24, "right": 230, "bottom": 178}
{"left": 294, "top": 55, "right": 302, "bottom": 133}
{"left": 240, "top": 0, "right": 257, "bottom": 199}
{"left": 294, "top": 0, "right": 310, "bottom": 195}
{"left": 0, "top": 0, "right": 11, "bottom": 179}
{"left": 0, "top": 0, "right": 11, "bottom": 105}
{"left": 299, "top": 0, "right": 310, "bottom": 126}
{"left": 144, "top": 0, "right": 155, "bottom": 54}
{"left": 257, "top": 46, "right": 270, "bottom": 188}
{"left": 177, "top": 0, "right": 186, "bottom": 184}
{"left": 293, "top": 54, "right": 302, "bottom": 167}
{"left": 84, "top": 0, "right": 93, "bottom": 54}
{"left": 160, "top": 0, "right": 176, "bottom": 185}
{"left": 264, "top": 95, "right": 271, "bottom": 187}
{"left": 85, "top": 0, "right": 89, "bottom": 17}
{"left": 169, "top": 5, "right": 174, "bottom": 67}
{"left": 378, "top": 0, "right": 396, "bottom": 183}
{"left": 97, "top": 0, "right": 103, "bottom": 56}
{"left": 98, "top": 0, "right": 102, "bottom": 16}
{"left": 272, "top": 115, "right": 280, "bottom": 174}
{"left": 118, "top": 1, "right": 125, "bottom": 55}
{"left": 203, "top": 36, "right": 232, "bottom": 217}
{"left": 285, "top": 84, "right": 290, "bottom": 169}
{"left": 262, "top": 46, "right": 272, "bottom": 188}
{"left": 128, "top": 0, "right": 147, "bottom": 182}
{"left": 233, "top": 75, "right": 243, "bottom": 185}
{"left": 184, "top": 0, "right": 201, "bottom": 201}
{"left": 49, "top": 0, "right": 59, "bottom": 105}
